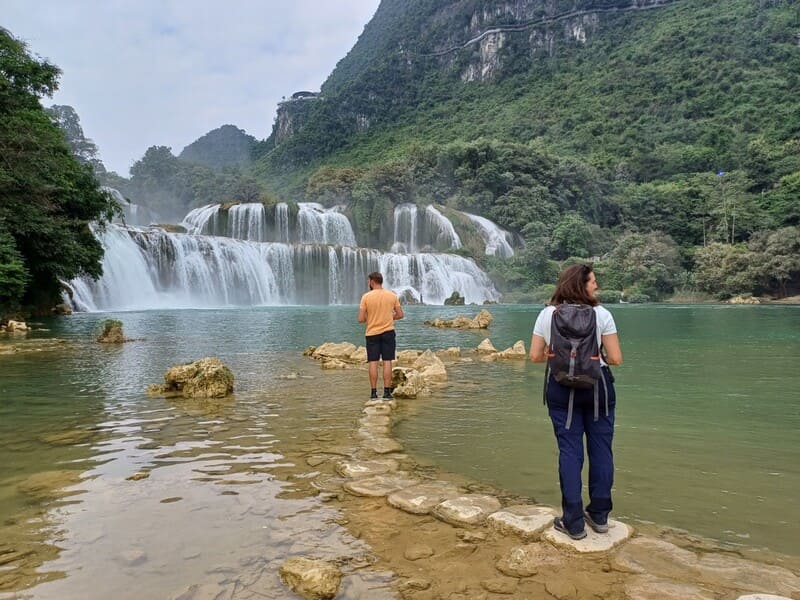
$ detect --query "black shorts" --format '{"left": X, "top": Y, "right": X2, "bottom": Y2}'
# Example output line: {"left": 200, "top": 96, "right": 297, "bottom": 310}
{"left": 366, "top": 329, "right": 396, "bottom": 362}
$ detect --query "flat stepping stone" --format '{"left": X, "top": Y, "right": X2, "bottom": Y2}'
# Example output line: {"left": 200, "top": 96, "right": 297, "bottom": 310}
{"left": 542, "top": 518, "right": 632, "bottom": 552}
{"left": 431, "top": 494, "right": 502, "bottom": 526}
{"left": 487, "top": 505, "right": 557, "bottom": 541}
{"left": 387, "top": 481, "right": 461, "bottom": 515}
{"left": 336, "top": 458, "right": 398, "bottom": 479}
{"left": 624, "top": 576, "right": 716, "bottom": 600}
{"left": 361, "top": 437, "right": 403, "bottom": 454}
{"left": 343, "top": 473, "right": 419, "bottom": 497}
{"left": 737, "top": 595, "right": 795, "bottom": 600}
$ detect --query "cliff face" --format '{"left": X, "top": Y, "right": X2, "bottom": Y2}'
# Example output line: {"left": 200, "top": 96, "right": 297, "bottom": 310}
{"left": 258, "top": 0, "right": 797, "bottom": 179}
{"left": 263, "top": 0, "right": 678, "bottom": 160}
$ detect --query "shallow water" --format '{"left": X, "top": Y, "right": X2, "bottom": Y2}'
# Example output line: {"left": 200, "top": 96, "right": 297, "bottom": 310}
{"left": 1, "top": 304, "right": 798, "bottom": 597}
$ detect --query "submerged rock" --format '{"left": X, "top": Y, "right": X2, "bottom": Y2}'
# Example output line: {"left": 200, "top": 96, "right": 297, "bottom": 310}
{"left": 147, "top": 357, "right": 234, "bottom": 399}
{"left": 279, "top": 557, "right": 342, "bottom": 600}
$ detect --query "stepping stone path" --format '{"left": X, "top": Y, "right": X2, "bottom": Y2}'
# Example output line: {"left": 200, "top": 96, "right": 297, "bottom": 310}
{"left": 300, "top": 343, "right": 799, "bottom": 600}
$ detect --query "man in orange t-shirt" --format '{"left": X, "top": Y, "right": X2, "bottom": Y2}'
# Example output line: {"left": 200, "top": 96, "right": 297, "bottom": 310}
{"left": 358, "top": 271, "right": 404, "bottom": 399}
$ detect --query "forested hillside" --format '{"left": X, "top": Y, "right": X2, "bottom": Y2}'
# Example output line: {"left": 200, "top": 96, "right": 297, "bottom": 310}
{"left": 251, "top": 0, "right": 800, "bottom": 301}
{"left": 179, "top": 124, "right": 256, "bottom": 169}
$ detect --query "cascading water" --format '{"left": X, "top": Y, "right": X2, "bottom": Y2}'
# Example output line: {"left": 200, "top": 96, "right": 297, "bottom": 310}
{"left": 297, "top": 203, "right": 357, "bottom": 247}
{"left": 391, "top": 204, "right": 462, "bottom": 253}
{"left": 66, "top": 225, "right": 500, "bottom": 310}
{"left": 462, "top": 212, "right": 516, "bottom": 258}
{"left": 66, "top": 200, "right": 519, "bottom": 311}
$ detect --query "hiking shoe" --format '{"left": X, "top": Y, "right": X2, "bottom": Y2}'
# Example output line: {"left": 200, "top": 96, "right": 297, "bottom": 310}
{"left": 584, "top": 511, "right": 609, "bottom": 533}
{"left": 370, "top": 390, "right": 378, "bottom": 399}
{"left": 553, "top": 517, "right": 587, "bottom": 540}
{"left": 382, "top": 390, "right": 393, "bottom": 399}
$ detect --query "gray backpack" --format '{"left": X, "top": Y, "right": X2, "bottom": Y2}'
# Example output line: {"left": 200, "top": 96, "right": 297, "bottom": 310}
{"left": 546, "top": 303, "right": 602, "bottom": 389}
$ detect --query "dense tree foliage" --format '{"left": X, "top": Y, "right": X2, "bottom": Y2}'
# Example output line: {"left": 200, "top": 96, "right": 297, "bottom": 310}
{"left": 45, "top": 104, "right": 107, "bottom": 176}
{"left": 0, "top": 28, "right": 117, "bottom": 317}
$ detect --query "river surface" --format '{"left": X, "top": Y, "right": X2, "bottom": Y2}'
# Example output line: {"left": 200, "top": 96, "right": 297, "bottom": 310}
{"left": 1, "top": 304, "right": 798, "bottom": 597}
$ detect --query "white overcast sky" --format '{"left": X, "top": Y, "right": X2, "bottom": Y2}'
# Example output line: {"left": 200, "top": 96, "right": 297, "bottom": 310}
{"left": 3, "top": 1, "right": 380, "bottom": 175}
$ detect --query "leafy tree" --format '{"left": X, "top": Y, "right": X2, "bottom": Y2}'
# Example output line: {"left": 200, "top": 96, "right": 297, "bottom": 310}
{"left": 600, "top": 232, "right": 683, "bottom": 299}
{"left": 0, "top": 27, "right": 117, "bottom": 316}
{"left": 45, "top": 104, "right": 106, "bottom": 175}
{"left": 550, "top": 213, "right": 592, "bottom": 260}
{"left": 693, "top": 243, "right": 760, "bottom": 298}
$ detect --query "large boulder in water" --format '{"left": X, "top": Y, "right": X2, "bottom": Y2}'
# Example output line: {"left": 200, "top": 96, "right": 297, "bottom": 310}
{"left": 147, "top": 357, "right": 234, "bottom": 399}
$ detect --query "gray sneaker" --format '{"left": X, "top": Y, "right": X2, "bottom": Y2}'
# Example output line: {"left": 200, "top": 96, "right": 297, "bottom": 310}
{"left": 553, "top": 517, "right": 587, "bottom": 540}
{"left": 584, "top": 511, "right": 609, "bottom": 533}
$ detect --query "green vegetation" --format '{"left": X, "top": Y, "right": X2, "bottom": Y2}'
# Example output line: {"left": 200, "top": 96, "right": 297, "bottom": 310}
{"left": 250, "top": 0, "right": 800, "bottom": 300}
{"left": 108, "top": 145, "right": 277, "bottom": 223}
{"left": 0, "top": 28, "right": 118, "bottom": 318}
{"left": 179, "top": 124, "right": 256, "bottom": 169}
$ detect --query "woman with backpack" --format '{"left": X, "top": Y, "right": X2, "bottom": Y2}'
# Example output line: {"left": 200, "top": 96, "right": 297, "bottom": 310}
{"left": 529, "top": 264, "right": 623, "bottom": 540}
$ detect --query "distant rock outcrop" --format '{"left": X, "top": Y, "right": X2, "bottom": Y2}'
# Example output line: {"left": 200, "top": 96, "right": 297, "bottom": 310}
{"left": 443, "top": 291, "right": 465, "bottom": 305}
{"left": 425, "top": 309, "right": 493, "bottom": 329}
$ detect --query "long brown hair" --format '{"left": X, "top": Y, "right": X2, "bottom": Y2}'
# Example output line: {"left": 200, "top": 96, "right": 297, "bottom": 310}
{"left": 549, "top": 264, "right": 598, "bottom": 306}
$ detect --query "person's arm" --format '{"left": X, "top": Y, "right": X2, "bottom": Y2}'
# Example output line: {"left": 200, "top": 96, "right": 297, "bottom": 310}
{"left": 358, "top": 299, "right": 367, "bottom": 323}
{"left": 529, "top": 334, "right": 547, "bottom": 363}
{"left": 393, "top": 300, "right": 404, "bottom": 320}
{"left": 601, "top": 333, "right": 622, "bottom": 365}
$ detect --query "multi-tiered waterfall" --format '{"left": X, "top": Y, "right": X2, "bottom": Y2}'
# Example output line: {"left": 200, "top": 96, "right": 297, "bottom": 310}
{"left": 66, "top": 200, "right": 518, "bottom": 311}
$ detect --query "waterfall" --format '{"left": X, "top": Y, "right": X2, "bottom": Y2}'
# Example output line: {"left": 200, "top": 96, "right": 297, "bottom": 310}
{"left": 462, "top": 212, "right": 516, "bottom": 258}
{"left": 424, "top": 206, "right": 462, "bottom": 250}
{"left": 392, "top": 203, "right": 418, "bottom": 253}
{"left": 66, "top": 225, "right": 500, "bottom": 311}
{"left": 391, "top": 204, "right": 462, "bottom": 253}
{"left": 104, "top": 186, "right": 158, "bottom": 227}
{"left": 275, "top": 202, "right": 290, "bottom": 243}
{"left": 297, "top": 202, "right": 357, "bottom": 247}
{"left": 228, "top": 203, "right": 267, "bottom": 242}
{"left": 181, "top": 204, "right": 221, "bottom": 235}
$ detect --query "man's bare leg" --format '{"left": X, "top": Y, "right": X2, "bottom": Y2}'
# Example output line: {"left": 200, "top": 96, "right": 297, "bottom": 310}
{"left": 368, "top": 361, "right": 379, "bottom": 389}
{"left": 383, "top": 360, "right": 393, "bottom": 390}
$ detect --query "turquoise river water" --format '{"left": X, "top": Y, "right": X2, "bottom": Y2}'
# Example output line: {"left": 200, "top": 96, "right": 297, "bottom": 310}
{"left": 1, "top": 304, "right": 798, "bottom": 597}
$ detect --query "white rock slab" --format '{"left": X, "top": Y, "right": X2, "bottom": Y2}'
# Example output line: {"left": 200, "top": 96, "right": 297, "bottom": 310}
{"left": 613, "top": 537, "right": 800, "bottom": 596}
{"left": 387, "top": 481, "right": 461, "bottom": 515}
{"left": 336, "top": 458, "right": 398, "bottom": 479}
{"left": 487, "top": 505, "right": 557, "bottom": 541}
{"left": 343, "top": 473, "right": 419, "bottom": 497}
{"left": 432, "top": 494, "right": 502, "bottom": 527}
{"left": 737, "top": 595, "right": 795, "bottom": 600}
{"left": 624, "top": 576, "right": 716, "bottom": 600}
{"left": 541, "top": 518, "right": 632, "bottom": 553}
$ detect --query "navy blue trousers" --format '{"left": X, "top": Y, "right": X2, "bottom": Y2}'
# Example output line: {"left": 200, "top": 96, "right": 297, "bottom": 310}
{"left": 547, "top": 367, "right": 616, "bottom": 536}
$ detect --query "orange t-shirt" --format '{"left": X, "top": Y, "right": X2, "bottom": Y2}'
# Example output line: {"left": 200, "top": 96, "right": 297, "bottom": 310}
{"left": 360, "top": 288, "right": 400, "bottom": 336}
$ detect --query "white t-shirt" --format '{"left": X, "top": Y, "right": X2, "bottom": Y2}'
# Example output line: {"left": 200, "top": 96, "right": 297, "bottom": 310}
{"left": 532, "top": 305, "right": 617, "bottom": 366}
